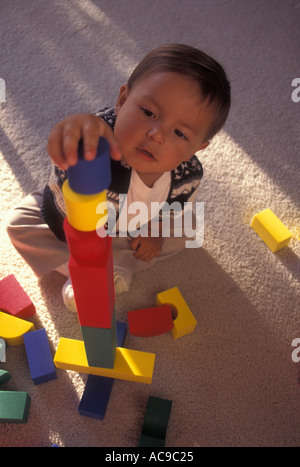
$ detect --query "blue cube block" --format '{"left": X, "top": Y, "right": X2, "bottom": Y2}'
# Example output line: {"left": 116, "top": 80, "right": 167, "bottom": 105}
{"left": 67, "top": 137, "right": 111, "bottom": 194}
{"left": 23, "top": 328, "right": 57, "bottom": 385}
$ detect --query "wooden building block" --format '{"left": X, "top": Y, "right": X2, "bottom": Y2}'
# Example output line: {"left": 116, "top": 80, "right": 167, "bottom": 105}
{"left": 0, "top": 369, "right": 11, "bottom": 385}
{"left": 78, "top": 322, "right": 127, "bottom": 420}
{"left": 251, "top": 209, "right": 293, "bottom": 252}
{"left": 62, "top": 180, "right": 108, "bottom": 232}
{"left": 139, "top": 396, "right": 172, "bottom": 446}
{"left": 23, "top": 328, "right": 57, "bottom": 385}
{"left": 68, "top": 241, "right": 115, "bottom": 328}
{"left": 0, "top": 337, "right": 5, "bottom": 362}
{"left": 80, "top": 309, "right": 117, "bottom": 368}
{"left": 78, "top": 375, "right": 114, "bottom": 420}
{"left": 138, "top": 434, "right": 165, "bottom": 447}
{"left": 63, "top": 217, "right": 109, "bottom": 266}
{"left": 156, "top": 287, "right": 197, "bottom": 339}
{"left": 0, "top": 274, "right": 36, "bottom": 319}
{"left": 0, "top": 391, "right": 31, "bottom": 423}
{"left": 54, "top": 338, "right": 155, "bottom": 384}
{"left": 127, "top": 305, "right": 174, "bottom": 337}
{"left": 67, "top": 137, "right": 111, "bottom": 195}
{"left": 0, "top": 311, "right": 35, "bottom": 346}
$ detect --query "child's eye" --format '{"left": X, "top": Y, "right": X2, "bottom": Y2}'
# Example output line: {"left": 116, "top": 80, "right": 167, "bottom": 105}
{"left": 141, "top": 107, "right": 154, "bottom": 117}
{"left": 174, "top": 129, "right": 188, "bottom": 141}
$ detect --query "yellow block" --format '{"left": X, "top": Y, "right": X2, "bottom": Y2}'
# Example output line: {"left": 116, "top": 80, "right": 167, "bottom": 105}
{"left": 156, "top": 287, "right": 197, "bottom": 339}
{"left": 251, "top": 209, "right": 292, "bottom": 252}
{"left": 62, "top": 180, "right": 108, "bottom": 232}
{"left": 0, "top": 311, "right": 35, "bottom": 345}
{"left": 54, "top": 337, "right": 155, "bottom": 384}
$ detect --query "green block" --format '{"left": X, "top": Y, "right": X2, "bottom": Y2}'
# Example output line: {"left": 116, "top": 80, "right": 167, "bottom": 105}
{"left": 80, "top": 310, "right": 117, "bottom": 369}
{"left": 0, "top": 391, "right": 31, "bottom": 423}
{"left": 138, "top": 434, "right": 165, "bottom": 447}
{"left": 141, "top": 396, "right": 172, "bottom": 441}
{"left": 0, "top": 369, "right": 11, "bottom": 385}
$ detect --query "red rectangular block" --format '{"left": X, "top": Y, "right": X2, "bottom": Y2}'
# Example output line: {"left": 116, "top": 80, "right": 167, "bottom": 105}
{"left": 68, "top": 238, "right": 115, "bottom": 328}
{"left": 127, "top": 305, "right": 174, "bottom": 337}
{"left": 63, "top": 217, "right": 108, "bottom": 266}
{"left": 0, "top": 275, "right": 36, "bottom": 319}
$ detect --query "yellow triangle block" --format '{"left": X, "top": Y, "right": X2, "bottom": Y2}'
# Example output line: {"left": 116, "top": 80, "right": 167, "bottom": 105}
{"left": 251, "top": 209, "right": 292, "bottom": 252}
{"left": 156, "top": 287, "right": 197, "bottom": 339}
{"left": 54, "top": 337, "right": 155, "bottom": 384}
{"left": 0, "top": 311, "right": 35, "bottom": 345}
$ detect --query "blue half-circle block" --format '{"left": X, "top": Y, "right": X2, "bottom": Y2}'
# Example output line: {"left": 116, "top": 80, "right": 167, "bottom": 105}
{"left": 67, "top": 137, "right": 111, "bottom": 194}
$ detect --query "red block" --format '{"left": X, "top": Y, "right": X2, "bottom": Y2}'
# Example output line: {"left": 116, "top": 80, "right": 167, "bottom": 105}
{"left": 63, "top": 218, "right": 108, "bottom": 266}
{"left": 0, "top": 275, "right": 36, "bottom": 319}
{"left": 68, "top": 237, "right": 115, "bottom": 328}
{"left": 127, "top": 305, "right": 174, "bottom": 337}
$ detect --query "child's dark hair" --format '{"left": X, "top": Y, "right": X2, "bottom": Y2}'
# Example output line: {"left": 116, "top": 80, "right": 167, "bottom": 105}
{"left": 128, "top": 43, "right": 231, "bottom": 140}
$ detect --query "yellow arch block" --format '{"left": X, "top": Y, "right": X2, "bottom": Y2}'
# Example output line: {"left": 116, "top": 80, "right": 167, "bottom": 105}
{"left": 62, "top": 180, "right": 108, "bottom": 232}
{"left": 156, "top": 287, "right": 197, "bottom": 339}
{"left": 251, "top": 209, "right": 293, "bottom": 252}
{"left": 54, "top": 337, "right": 155, "bottom": 384}
{"left": 0, "top": 311, "right": 35, "bottom": 346}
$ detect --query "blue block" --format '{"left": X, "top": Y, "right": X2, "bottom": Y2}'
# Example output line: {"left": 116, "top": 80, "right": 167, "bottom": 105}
{"left": 23, "top": 328, "right": 57, "bottom": 385}
{"left": 116, "top": 321, "right": 127, "bottom": 347}
{"left": 67, "top": 137, "right": 111, "bottom": 194}
{"left": 78, "top": 322, "right": 127, "bottom": 420}
{"left": 78, "top": 374, "right": 114, "bottom": 420}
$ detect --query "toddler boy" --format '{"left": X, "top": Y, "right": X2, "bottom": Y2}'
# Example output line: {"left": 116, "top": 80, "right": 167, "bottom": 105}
{"left": 6, "top": 43, "right": 230, "bottom": 310}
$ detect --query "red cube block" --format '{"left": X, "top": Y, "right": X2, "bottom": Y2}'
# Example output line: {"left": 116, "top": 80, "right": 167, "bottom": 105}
{"left": 0, "top": 275, "right": 36, "bottom": 319}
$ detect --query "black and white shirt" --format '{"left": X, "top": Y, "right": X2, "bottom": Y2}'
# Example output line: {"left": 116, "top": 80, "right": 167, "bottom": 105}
{"left": 41, "top": 107, "right": 203, "bottom": 241}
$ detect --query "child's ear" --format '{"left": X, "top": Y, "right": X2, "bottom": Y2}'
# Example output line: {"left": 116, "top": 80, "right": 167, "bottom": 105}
{"left": 184, "top": 140, "right": 210, "bottom": 161}
{"left": 115, "top": 84, "right": 130, "bottom": 114}
{"left": 198, "top": 140, "right": 210, "bottom": 151}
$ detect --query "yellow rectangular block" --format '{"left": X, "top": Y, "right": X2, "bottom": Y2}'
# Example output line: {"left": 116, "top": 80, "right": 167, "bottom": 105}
{"left": 251, "top": 209, "right": 292, "bottom": 252}
{"left": 54, "top": 338, "right": 155, "bottom": 384}
{"left": 156, "top": 287, "right": 197, "bottom": 339}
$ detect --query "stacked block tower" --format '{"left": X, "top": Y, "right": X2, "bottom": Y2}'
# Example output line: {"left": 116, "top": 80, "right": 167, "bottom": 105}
{"left": 62, "top": 137, "right": 116, "bottom": 368}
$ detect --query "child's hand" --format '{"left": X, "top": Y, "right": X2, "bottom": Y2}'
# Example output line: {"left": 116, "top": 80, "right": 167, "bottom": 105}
{"left": 130, "top": 236, "right": 163, "bottom": 262}
{"left": 47, "top": 113, "right": 122, "bottom": 170}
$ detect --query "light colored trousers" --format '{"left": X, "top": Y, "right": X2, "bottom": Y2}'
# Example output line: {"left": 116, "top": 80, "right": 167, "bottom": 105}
{"left": 6, "top": 190, "right": 187, "bottom": 288}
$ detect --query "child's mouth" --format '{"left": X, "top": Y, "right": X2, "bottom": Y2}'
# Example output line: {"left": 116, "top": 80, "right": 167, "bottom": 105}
{"left": 137, "top": 148, "right": 156, "bottom": 161}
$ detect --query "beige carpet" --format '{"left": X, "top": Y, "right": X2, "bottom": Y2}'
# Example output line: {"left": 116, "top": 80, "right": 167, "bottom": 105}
{"left": 0, "top": 0, "right": 299, "bottom": 447}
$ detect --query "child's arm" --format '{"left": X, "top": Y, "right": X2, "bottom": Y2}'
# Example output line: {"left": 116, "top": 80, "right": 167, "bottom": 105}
{"left": 130, "top": 221, "right": 163, "bottom": 262}
{"left": 47, "top": 113, "right": 122, "bottom": 170}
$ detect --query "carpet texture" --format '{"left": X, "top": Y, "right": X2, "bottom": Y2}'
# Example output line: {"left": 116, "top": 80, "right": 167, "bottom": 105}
{"left": 0, "top": 0, "right": 299, "bottom": 447}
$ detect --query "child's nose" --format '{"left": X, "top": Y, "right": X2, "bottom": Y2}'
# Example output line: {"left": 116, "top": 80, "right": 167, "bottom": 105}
{"left": 147, "top": 124, "right": 164, "bottom": 144}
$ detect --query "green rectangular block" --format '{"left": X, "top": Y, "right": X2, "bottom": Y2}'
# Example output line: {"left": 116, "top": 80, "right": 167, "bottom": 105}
{"left": 141, "top": 396, "right": 172, "bottom": 441}
{"left": 0, "top": 391, "right": 31, "bottom": 423}
{"left": 80, "top": 309, "right": 117, "bottom": 369}
{"left": 0, "top": 369, "right": 11, "bottom": 385}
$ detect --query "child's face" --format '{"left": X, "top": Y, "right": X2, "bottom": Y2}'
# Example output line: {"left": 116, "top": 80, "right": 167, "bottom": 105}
{"left": 114, "top": 71, "right": 216, "bottom": 184}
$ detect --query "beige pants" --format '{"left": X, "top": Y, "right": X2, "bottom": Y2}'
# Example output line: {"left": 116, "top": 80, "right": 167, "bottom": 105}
{"left": 6, "top": 190, "right": 187, "bottom": 288}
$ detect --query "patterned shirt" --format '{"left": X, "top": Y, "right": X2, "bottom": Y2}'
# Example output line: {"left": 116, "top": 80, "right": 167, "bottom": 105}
{"left": 41, "top": 107, "right": 203, "bottom": 241}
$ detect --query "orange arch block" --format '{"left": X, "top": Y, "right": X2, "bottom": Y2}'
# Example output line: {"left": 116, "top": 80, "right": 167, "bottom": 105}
{"left": 156, "top": 287, "right": 197, "bottom": 339}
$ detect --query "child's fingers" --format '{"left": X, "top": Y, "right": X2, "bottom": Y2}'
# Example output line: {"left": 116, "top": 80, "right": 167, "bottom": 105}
{"left": 130, "top": 237, "right": 141, "bottom": 252}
